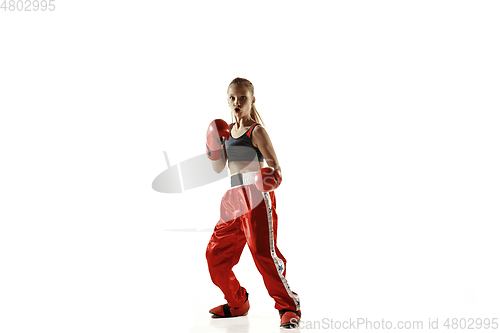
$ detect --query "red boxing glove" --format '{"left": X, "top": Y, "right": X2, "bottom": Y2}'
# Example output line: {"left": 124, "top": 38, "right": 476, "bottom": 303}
{"left": 206, "top": 119, "right": 230, "bottom": 161}
{"left": 254, "top": 167, "right": 282, "bottom": 192}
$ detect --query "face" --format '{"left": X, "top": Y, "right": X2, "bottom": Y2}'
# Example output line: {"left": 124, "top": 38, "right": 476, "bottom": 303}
{"left": 227, "top": 84, "right": 255, "bottom": 119}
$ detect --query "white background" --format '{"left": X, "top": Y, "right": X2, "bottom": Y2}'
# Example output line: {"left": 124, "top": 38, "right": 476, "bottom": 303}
{"left": 1, "top": 1, "right": 499, "bottom": 332}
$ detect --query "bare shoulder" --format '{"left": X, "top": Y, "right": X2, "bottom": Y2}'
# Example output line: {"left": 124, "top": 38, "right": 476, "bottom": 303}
{"left": 252, "top": 124, "right": 268, "bottom": 137}
{"left": 252, "top": 125, "right": 272, "bottom": 146}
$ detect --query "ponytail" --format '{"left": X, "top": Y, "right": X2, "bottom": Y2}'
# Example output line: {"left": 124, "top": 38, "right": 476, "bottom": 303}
{"left": 250, "top": 104, "right": 265, "bottom": 127}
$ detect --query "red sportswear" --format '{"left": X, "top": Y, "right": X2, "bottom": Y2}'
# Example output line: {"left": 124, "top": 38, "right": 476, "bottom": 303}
{"left": 206, "top": 174, "right": 300, "bottom": 312}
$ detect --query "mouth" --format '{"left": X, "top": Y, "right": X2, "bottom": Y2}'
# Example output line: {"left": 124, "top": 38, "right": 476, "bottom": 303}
{"left": 235, "top": 108, "right": 241, "bottom": 112}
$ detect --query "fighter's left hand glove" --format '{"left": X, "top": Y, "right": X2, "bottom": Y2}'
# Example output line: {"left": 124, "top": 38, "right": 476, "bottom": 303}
{"left": 254, "top": 167, "right": 282, "bottom": 192}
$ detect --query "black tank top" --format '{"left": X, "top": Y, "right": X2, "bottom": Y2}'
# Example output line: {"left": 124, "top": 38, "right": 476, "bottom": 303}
{"left": 225, "top": 122, "right": 264, "bottom": 162}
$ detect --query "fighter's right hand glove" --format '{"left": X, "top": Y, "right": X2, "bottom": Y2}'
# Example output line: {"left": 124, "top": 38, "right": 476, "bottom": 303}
{"left": 255, "top": 167, "right": 282, "bottom": 192}
{"left": 206, "top": 119, "right": 230, "bottom": 161}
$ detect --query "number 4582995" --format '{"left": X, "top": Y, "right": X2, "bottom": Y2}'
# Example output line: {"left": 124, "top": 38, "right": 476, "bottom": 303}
{"left": 1, "top": 0, "right": 56, "bottom": 11}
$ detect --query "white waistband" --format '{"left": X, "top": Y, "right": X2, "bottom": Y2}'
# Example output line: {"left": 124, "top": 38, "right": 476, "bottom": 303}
{"left": 231, "top": 171, "right": 257, "bottom": 188}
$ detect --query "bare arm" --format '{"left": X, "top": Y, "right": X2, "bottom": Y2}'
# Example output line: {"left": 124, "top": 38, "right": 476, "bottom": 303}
{"left": 252, "top": 126, "right": 281, "bottom": 172}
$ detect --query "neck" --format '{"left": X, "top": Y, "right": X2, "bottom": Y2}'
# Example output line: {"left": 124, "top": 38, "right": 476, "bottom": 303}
{"left": 234, "top": 115, "right": 253, "bottom": 129}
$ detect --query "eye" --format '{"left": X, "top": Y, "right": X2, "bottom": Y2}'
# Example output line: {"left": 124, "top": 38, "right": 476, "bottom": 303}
{"left": 230, "top": 96, "right": 235, "bottom": 100}
{"left": 241, "top": 96, "right": 246, "bottom": 99}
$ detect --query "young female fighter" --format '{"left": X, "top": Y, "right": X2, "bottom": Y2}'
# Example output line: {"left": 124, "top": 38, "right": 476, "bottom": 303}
{"left": 205, "top": 77, "right": 301, "bottom": 328}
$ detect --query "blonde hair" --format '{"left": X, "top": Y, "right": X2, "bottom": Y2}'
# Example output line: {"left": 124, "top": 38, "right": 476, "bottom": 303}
{"left": 228, "top": 77, "right": 265, "bottom": 127}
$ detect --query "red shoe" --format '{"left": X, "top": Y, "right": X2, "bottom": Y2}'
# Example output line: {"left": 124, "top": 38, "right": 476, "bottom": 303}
{"left": 279, "top": 309, "right": 301, "bottom": 328}
{"left": 209, "top": 293, "right": 250, "bottom": 318}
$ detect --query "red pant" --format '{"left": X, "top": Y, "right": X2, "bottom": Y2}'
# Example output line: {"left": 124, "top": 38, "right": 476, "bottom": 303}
{"left": 206, "top": 183, "right": 300, "bottom": 311}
